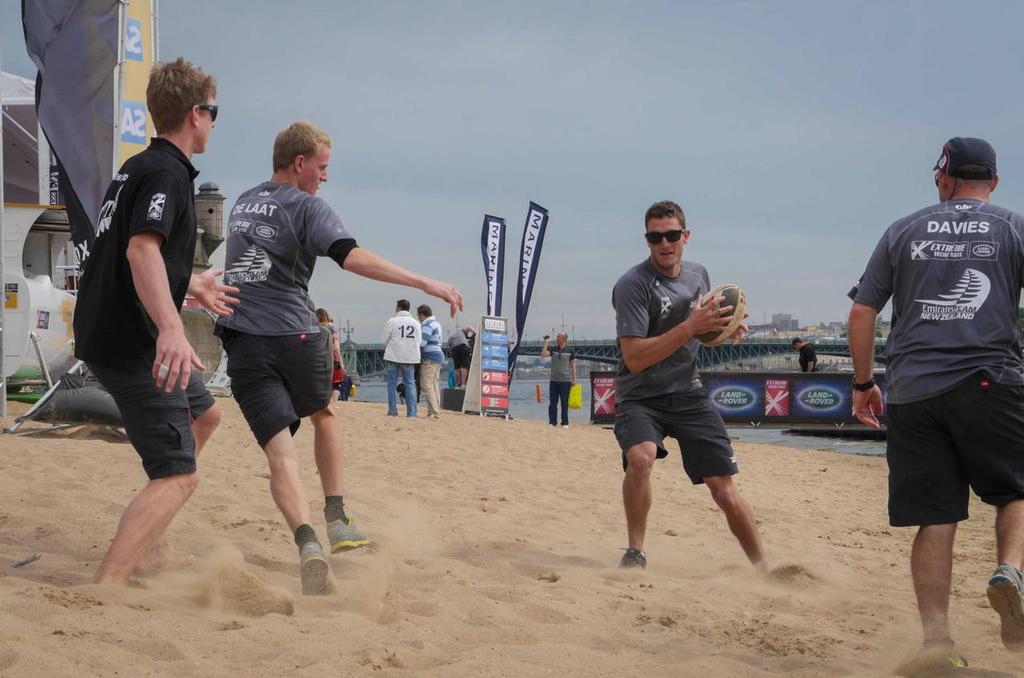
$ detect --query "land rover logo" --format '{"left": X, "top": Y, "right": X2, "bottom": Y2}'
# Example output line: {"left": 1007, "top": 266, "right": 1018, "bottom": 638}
{"left": 255, "top": 224, "right": 276, "bottom": 239}
{"left": 799, "top": 387, "right": 842, "bottom": 410}
{"left": 712, "top": 387, "right": 755, "bottom": 409}
{"left": 972, "top": 243, "right": 995, "bottom": 257}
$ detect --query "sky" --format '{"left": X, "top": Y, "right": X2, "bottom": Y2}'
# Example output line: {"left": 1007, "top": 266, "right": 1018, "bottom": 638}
{"left": 5, "top": 1, "right": 1024, "bottom": 342}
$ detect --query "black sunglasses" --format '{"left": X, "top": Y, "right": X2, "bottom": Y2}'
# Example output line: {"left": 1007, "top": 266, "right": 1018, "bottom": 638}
{"left": 196, "top": 104, "right": 218, "bottom": 122}
{"left": 644, "top": 229, "right": 685, "bottom": 244}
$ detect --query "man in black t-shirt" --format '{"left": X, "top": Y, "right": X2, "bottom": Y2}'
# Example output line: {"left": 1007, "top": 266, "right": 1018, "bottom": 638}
{"left": 73, "top": 58, "right": 237, "bottom": 585}
{"left": 791, "top": 338, "right": 818, "bottom": 372}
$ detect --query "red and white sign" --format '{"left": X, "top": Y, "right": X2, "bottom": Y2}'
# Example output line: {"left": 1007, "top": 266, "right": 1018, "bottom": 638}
{"left": 591, "top": 372, "right": 617, "bottom": 424}
{"left": 482, "top": 370, "right": 509, "bottom": 384}
{"left": 764, "top": 379, "right": 789, "bottom": 417}
{"left": 482, "top": 382, "right": 509, "bottom": 397}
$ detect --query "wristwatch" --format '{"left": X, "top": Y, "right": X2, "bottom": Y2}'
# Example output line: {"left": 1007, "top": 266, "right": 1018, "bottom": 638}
{"left": 852, "top": 378, "right": 876, "bottom": 392}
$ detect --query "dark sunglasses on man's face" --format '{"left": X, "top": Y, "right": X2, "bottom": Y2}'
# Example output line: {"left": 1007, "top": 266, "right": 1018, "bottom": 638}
{"left": 197, "top": 104, "right": 218, "bottom": 122}
{"left": 644, "top": 229, "right": 685, "bottom": 244}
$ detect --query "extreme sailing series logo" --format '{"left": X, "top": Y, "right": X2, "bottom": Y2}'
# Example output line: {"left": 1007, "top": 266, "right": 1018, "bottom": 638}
{"left": 914, "top": 268, "right": 990, "bottom": 321}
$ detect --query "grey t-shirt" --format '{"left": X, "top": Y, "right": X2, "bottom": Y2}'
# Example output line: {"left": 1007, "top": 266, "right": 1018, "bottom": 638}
{"left": 851, "top": 199, "right": 1024, "bottom": 404}
{"left": 549, "top": 345, "right": 576, "bottom": 382}
{"left": 217, "top": 182, "right": 354, "bottom": 335}
{"left": 612, "top": 258, "right": 709, "bottom": 404}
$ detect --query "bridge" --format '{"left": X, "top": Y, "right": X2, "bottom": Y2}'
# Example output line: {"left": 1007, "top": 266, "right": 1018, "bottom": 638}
{"left": 345, "top": 338, "right": 886, "bottom": 378}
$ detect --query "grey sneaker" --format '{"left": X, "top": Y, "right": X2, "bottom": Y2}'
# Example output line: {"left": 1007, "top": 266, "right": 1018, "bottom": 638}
{"left": 299, "top": 542, "right": 332, "bottom": 595}
{"left": 327, "top": 518, "right": 369, "bottom": 553}
{"left": 619, "top": 547, "right": 646, "bottom": 570}
{"left": 987, "top": 564, "right": 1024, "bottom": 652}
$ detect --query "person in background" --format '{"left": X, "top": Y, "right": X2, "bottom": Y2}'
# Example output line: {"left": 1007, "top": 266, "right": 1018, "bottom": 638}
{"left": 791, "top": 337, "right": 818, "bottom": 372}
{"left": 316, "top": 308, "right": 345, "bottom": 403}
{"left": 540, "top": 331, "right": 576, "bottom": 428}
{"left": 417, "top": 304, "right": 444, "bottom": 419}
{"left": 447, "top": 326, "right": 471, "bottom": 388}
{"left": 382, "top": 299, "right": 422, "bottom": 417}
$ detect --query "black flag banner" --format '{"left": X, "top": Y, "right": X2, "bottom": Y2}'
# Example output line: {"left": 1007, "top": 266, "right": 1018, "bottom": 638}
{"left": 509, "top": 202, "right": 549, "bottom": 376}
{"left": 480, "top": 214, "right": 507, "bottom": 317}
{"left": 23, "top": 0, "right": 120, "bottom": 267}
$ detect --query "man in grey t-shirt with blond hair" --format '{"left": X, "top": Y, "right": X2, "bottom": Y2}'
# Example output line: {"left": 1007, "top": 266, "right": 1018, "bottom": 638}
{"left": 850, "top": 137, "right": 1024, "bottom": 668}
{"left": 217, "top": 121, "right": 463, "bottom": 595}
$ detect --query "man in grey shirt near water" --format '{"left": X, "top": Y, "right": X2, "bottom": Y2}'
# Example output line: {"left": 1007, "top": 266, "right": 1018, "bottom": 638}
{"left": 850, "top": 137, "right": 1024, "bottom": 670}
{"left": 217, "top": 121, "right": 463, "bottom": 594}
{"left": 611, "top": 200, "right": 766, "bottom": 573}
{"left": 540, "top": 332, "right": 576, "bottom": 427}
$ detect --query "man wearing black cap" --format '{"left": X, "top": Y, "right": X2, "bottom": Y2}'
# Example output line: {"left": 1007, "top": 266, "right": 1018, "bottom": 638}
{"left": 848, "top": 137, "right": 1024, "bottom": 668}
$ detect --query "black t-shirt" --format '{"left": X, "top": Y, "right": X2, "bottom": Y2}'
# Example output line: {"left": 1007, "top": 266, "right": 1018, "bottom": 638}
{"left": 74, "top": 138, "right": 199, "bottom": 367}
{"left": 799, "top": 344, "right": 818, "bottom": 372}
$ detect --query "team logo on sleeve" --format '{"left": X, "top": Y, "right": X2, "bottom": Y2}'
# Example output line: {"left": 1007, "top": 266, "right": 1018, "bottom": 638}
{"left": 224, "top": 244, "right": 272, "bottom": 284}
{"left": 147, "top": 193, "right": 166, "bottom": 220}
{"left": 915, "top": 268, "right": 990, "bottom": 320}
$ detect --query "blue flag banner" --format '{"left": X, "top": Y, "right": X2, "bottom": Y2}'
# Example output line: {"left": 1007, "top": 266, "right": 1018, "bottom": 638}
{"left": 509, "top": 201, "right": 549, "bottom": 375}
{"left": 480, "top": 214, "right": 506, "bottom": 317}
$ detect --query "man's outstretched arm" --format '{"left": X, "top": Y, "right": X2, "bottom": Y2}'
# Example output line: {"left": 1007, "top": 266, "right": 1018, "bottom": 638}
{"left": 341, "top": 248, "right": 464, "bottom": 317}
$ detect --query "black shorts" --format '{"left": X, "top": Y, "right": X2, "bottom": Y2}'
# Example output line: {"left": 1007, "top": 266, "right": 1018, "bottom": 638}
{"left": 222, "top": 327, "right": 332, "bottom": 448}
{"left": 452, "top": 344, "right": 472, "bottom": 370}
{"left": 613, "top": 391, "right": 738, "bottom": 484}
{"left": 88, "top": 361, "right": 215, "bottom": 480}
{"left": 886, "top": 372, "right": 1024, "bottom": 527}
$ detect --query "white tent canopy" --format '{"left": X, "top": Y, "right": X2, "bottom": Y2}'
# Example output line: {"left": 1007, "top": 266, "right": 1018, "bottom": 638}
{"left": 2, "top": 70, "right": 44, "bottom": 205}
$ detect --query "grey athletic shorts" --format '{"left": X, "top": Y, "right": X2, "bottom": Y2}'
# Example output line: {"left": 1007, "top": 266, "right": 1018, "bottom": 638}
{"left": 88, "top": 360, "right": 215, "bottom": 480}
{"left": 614, "top": 390, "right": 738, "bottom": 484}
{"left": 221, "top": 327, "right": 333, "bottom": 448}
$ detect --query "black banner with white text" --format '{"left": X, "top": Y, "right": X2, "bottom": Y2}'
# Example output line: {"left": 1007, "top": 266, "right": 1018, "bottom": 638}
{"left": 509, "top": 202, "right": 549, "bottom": 376}
{"left": 479, "top": 214, "right": 506, "bottom": 317}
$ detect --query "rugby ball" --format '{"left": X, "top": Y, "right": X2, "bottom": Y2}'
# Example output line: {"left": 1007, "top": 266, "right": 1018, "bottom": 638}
{"left": 695, "top": 283, "right": 747, "bottom": 346}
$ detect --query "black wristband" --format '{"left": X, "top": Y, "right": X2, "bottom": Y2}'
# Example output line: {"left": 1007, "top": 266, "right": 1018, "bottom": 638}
{"left": 852, "top": 378, "right": 876, "bottom": 392}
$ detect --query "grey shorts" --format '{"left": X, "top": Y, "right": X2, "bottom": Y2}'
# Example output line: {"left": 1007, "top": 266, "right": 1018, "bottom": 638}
{"left": 221, "top": 327, "right": 333, "bottom": 448}
{"left": 614, "top": 391, "right": 738, "bottom": 484}
{"left": 88, "top": 361, "right": 215, "bottom": 480}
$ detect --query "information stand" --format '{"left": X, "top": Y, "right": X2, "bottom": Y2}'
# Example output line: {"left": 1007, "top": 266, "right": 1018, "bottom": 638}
{"left": 462, "top": 315, "right": 510, "bottom": 418}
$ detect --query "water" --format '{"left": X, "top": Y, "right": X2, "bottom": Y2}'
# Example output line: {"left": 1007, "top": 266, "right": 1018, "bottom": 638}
{"left": 353, "top": 373, "right": 886, "bottom": 457}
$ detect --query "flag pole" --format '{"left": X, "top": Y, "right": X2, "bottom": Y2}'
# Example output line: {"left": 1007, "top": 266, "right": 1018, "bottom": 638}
{"left": 1, "top": 39, "right": 7, "bottom": 422}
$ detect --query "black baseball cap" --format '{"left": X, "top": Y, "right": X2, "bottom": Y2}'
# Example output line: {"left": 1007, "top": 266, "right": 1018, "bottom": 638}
{"left": 933, "top": 137, "right": 997, "bottom": 180}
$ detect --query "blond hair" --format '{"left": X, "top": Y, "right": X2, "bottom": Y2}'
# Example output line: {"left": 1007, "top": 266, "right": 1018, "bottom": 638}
{"left": 273, "top": 121, "right": 332, "bottom": 171}
{"left": 146, "top": 57, "right": 217, "bottom": 135}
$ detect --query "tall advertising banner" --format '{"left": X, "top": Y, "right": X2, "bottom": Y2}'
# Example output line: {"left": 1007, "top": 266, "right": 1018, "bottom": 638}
{"left": 117, "top": 0, "right": 155, "bottom": 167}
{"left": 508, "top": 201, "right": 549, "bottom": 376}
{"left": 480, "top": 215, "right": 506, "bottom": 317}
{"left": 23, "top": 0, "right": 120, "bottom": 240}
{"left": 462, "top": 316, "right": 511, "bottom": 418}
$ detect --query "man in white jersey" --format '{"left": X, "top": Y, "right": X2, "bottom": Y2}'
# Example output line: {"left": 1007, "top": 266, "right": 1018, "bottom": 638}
{"left": 217, "top": 121, "right": 463, "bottom": 594}
{"left": 850, "top": 137, "right": 1024, "bottom": 669}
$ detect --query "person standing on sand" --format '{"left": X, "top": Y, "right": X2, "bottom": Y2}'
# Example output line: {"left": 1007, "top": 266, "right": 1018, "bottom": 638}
{"left": 611, "top": 200, "right": 767, "bottom": 572}
{"left": 540, "top": 331, "right": 576, "bottom": 428}
{"left": 849, "top": 137, "right": 1024, "bottom": 670}
{"left": 73, "top": 58, "right": 238, "bottom": 584}
{"left": 216, "top": 121, "right": 463, "bottom": 595}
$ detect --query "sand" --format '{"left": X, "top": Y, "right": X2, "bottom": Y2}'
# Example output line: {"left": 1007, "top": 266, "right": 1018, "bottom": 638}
{"left": 0, "top": 398, "right": 1019, "bottom": 677}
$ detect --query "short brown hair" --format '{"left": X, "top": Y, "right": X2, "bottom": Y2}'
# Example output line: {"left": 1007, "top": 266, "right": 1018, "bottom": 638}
{"left": 146, "top": 57, "right": 217, "bottom": 135}
{"left": 417, "top": 304, "right": 432, "bottom": 317}
{"left": 644, "top": 200, "right": 686, "bottom": 230}
{"left": 273, "top": 121, "right": 332, "bottom": 171}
